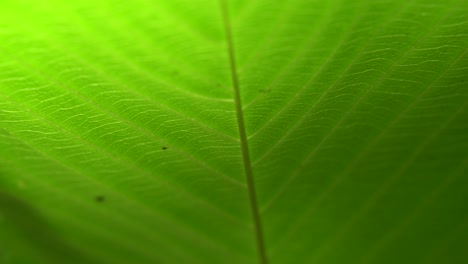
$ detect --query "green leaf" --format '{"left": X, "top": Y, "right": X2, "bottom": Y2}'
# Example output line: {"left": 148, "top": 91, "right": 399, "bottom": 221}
{"left": 0, "top": 0, "right": 466, "bottom": 263}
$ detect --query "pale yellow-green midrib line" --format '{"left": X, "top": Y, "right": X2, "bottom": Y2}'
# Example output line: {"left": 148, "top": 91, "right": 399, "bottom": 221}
{"left": 220, "top": 1, "right": 268, "bottom": 263}
{"left": 11, "top": 22, "right": 233, "bottom": 106}
{"left": 89, "top": 8, "right": 232, "bottom": 96}
{"left": 0, "top": 92, "right": 249, "bottom": 226}
{"left": 0, "top": 47, "right": 245, "bottom": 187}
{"left": 29, "top": 35, "right": 238, "bottom": 141}
{"left": 0, "top": 92, "right": 252, "bottom": 256}
{"left": 0, "top": 157, "right": 196, "bottom": 264}
{"left": 64, "top": 45, "right": 239, "bottom": 141}
{"left": 2, "top": 46, "right": 237, "bottom": 147}
{"left": 260, "top": 7, "right": 464, "bottom": 218}
{"left": 2, "top": 10, "right": 239, "bottom": 139}
{"left": 55, "top": 1, "right": 233, "bottom": 102}
{"left": 0, "top": 127, "right": 248, "bottom": 260}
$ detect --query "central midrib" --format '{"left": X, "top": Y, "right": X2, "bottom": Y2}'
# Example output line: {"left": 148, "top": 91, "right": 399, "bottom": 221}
{"left": 219, "top": 1, "right": 268, "bottom": 264}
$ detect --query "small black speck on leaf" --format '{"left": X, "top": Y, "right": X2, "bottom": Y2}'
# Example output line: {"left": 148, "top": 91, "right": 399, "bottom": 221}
{"left": 162, "top": 146, "right": 168, "bottom": 150}
{"left": 95, "top": 196, "right": 105, "bottom": 203}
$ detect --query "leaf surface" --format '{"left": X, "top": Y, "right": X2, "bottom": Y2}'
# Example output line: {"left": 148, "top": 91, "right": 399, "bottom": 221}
{"left": 0, "top": 0, "right": 467, "bottom": 263}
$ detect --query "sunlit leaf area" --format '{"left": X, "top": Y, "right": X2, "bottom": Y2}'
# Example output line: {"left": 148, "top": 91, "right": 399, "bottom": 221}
{"left": 0, "top": 0, "right": 467, "bottom": 263}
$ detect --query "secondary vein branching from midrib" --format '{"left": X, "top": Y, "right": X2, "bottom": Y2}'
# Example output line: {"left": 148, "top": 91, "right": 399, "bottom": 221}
{"left": 219, "top": 1, "right": 268, "bottom": 263}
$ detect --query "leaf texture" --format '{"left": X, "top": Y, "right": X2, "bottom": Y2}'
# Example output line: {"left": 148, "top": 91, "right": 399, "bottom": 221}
{"left": 0, "top": 0, "right": 467, "bottom": 263}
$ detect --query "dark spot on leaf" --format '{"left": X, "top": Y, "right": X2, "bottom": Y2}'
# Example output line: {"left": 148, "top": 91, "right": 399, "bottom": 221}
{"left": 162, "top": 146, "right": 168, "bottom": 150}
{"left": 95, "top": 196, "right": 105, "bottom": 203}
